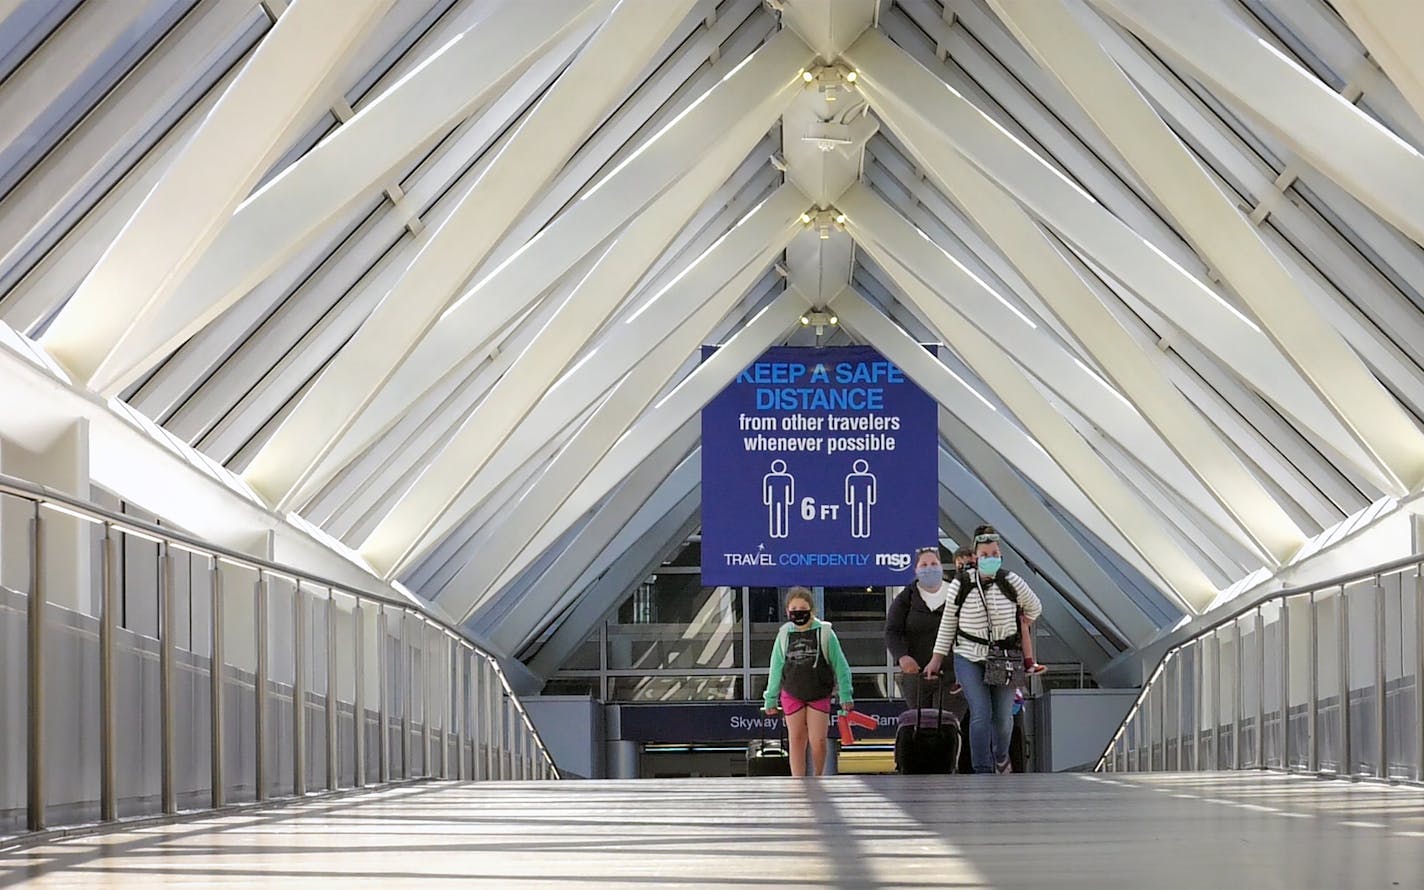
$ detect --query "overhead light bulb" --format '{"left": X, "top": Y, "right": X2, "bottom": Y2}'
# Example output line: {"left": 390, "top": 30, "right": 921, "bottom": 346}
{"left": 800, "top": 315, "right": 810, "bottom": 325}
{"left": 829, "top": 314, "right": 839, "bottom": 325}
{"left": 802, "top": 70, "right": 815, "bottom": 83}
{"left": 834, "top": 213, "right": 847, "bottom": 225}
{"left": 846, "top": 71, "right": 858, "bottom": 83}
{"left": 799, "top": 212, "right": 812, "bottom": 224}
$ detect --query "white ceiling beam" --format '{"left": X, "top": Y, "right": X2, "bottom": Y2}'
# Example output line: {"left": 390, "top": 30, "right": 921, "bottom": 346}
{"left": 936, "top": 492, "right": 1113, "bottom": 671}
{"left": 427, "top": 237, "right": 793, "bottom": 617}
{"left": 291, "top": 144, "right": 784, "bottom": 512}
{"left": 241, "top": 0, "right": 695, "bottom": 509}
{"left": 936, "top": 426, "right": 1154, "bottom": 645}
{"left": 382, "top": 187, "right": 809, "bottom": 573}
{"left": 998, "top": 0, "right": 1424, "bottom": 498}
{"left": 453, "top": 406, "right": 703, "bottom": 625}
{"left": 40, "top": 0, "right": 397, "bottom": 387}
{"left": 833, "top": 287, "right": 1214, "bottom": 612}
{"left": 841, "top": 29, "right": 1387, "bottom": 487}
{"left": 451, "top": 289, "right": 810, "bottom": 622}
{"left": 112, "top": 2, "right": 607, "bottom": 411}
{"left": 353, "top": 33, "right": 817, "bottom": 574}
{"left": 841, "top": 182, "right": 1295, "bottom": 565}
{"left": 855, "top": 243, "right": 1220, "bottom": 609}
{"left": 1091, "top": 0, "right": 1424, "bottom": 253}
{"left": 524, "top": 457, "right": 703, "bottom": 676}
{"left": 930, "top": 9, "right": 1314, "bottom": 563}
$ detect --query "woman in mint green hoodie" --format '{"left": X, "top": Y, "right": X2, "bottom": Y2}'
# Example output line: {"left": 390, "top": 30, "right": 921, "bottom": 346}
{"left": 761, "top": 587, "right": 855, "bottom": 776}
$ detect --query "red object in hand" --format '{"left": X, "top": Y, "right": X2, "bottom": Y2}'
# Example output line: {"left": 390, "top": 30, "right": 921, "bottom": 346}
{"left": 846, "top": 710, "right": 878, "bottom": 731}
{"left": 838, "top": 714, "right": 855, "bottom": 746}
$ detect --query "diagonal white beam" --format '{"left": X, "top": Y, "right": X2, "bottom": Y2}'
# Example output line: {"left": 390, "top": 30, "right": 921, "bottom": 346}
{"left": 841, "top": 29, "right": 1386, "bottom": 485}
{"left": 1330, "top": 0, "right": 1424, "bottom": 131}
{"left": 355, "top": 51, "right": 815, "bottom": 575}
{"left": 491, "top": 434, "right": 704, "bottom": 655}
{"left": 427, "top": 244, "right": 789, "bottom": 617}
{"left": 40, "top": 0, "right": 396, "bottom": 387}
{"left": 1091, "top": 0, "right": 1424, "bottom": 252}
{"left": 293, "top": 142, "right": 779, "bottom": 514}
{"left": 869, "top": 110, "right": 1310, "bottom": 565}
{"left": 936, "top": 424, "right": 1155, "bottom": 645}
{"left": 525, "top": 457, "right": 703, "bottom": 677}
{"left": 451, "top": 289, "right": 809, "bottom": 622}
{"left": 995, "top": 0, "right": 1424, "bottom": 496}
{"left": 841, "top": 183, "right": 1297, "bottom": 564}
{"left": 95, "top": 0, "right": 612, "bottom": 395}
{"left": 844, "top": 281, "right": 1167, "bottom": 590}
{"left": 387, "top": 188, "right": 810, "bottom": 575}
{"left": 833, "top": 288, "right": 1216, "bottom": 612}
{"left": 936, "top": 494, "right": 1112, "bottom": 671}
{"left": 242, "top": 0, "right": 698, "bottom": 509}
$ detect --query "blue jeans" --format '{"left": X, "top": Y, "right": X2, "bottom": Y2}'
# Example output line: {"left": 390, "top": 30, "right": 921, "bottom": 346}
{"left": 954, "top": 654, "right": 1015, "bottom": 773}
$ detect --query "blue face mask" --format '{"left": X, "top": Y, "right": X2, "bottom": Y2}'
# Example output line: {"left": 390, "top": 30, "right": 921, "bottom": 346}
{"left": 978, "top": 556, "right": 1002, "bottom": 576}
{"left": 915, "top": 565, "right": 943, "bottom": 588}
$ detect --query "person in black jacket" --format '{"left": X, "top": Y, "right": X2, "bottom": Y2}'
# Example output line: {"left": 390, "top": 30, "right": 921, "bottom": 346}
{"left": 886, "top": 545, "right": 962, "bottom": 708}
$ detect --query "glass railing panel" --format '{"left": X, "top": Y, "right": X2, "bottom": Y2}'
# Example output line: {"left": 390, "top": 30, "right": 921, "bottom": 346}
{"left": 1345, "top": 578, "right": 1377, "bottom": 778}
{"left": 1261, "top": 601, "right": 1283, "bottom": 769}
{"left": 1285, "top": 593, "right": 1312, "bottom": 771}
{"left": 1315, "top": 588, "right": 1343, "bottom": 774}
{"left": 1383, "top": 570, "right": 1418, "bottom": 781}
{"left": 1237, "top": 614, "right": 1259, "bottom": 768}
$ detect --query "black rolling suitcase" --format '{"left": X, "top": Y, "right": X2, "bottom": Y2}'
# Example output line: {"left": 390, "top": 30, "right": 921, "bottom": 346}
{"left": 747, "top": 710, "right": 792, "bottom": 776}
{"left": 895, "top": 675, "right": 961, "bottom": 775}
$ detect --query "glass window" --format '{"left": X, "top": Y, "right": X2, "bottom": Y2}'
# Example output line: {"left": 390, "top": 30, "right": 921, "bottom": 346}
{"left": 608, "top": 582, "right": 741, "bottom": 670}
{"left": 557, "top": 637, "right": 601, "bottom": 672}
{"left": 610, "top": 675, "right": 741, "bottom": 702}
{"left": 543, "top": 677, "right": 600, "bottom": 697}
{"left": 823, "top": 587, "right": 890, "bottom": 668}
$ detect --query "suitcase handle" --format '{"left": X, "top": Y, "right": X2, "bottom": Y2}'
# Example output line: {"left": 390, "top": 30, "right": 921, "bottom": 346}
{"left": 902, "top": 672, "right": 952, "bottom": 730}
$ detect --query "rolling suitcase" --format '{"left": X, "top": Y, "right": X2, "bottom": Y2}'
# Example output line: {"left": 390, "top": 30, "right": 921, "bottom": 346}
{"left": 747, "top": 710, "right": 792, "bottom": 777}
{"left": 895, "top": 675, "right": 961, "bottom": 775}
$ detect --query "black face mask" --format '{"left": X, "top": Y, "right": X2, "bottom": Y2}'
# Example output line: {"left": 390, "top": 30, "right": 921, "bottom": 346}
{"left": 788, "top": 609, "right": 812, "bottom": 626}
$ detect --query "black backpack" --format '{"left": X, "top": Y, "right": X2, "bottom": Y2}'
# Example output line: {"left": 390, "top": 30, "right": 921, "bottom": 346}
{"left": 951, "top": 569, "right": 1021, "bottom": 647}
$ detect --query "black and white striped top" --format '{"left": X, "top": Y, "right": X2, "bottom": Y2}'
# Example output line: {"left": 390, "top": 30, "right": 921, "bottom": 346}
{"left": 931, "top": 570, "right": 1043, "bottom": 662}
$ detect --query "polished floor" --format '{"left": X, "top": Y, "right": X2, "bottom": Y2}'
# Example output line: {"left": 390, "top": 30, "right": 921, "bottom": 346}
{"left": 3, "top": 772, "right": 1423, "bottom": 888}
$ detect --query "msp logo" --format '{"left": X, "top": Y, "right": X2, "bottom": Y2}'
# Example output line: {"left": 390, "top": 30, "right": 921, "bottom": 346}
{"left": 875, "top": 552, "right": 912, "bottom": 571}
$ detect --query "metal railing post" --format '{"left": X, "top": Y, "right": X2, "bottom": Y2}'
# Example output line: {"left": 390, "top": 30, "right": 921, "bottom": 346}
{"left": 1280, "top": 601, "right": 1290, "bottom": 772}
{"left": 353, "top": 599, "right": 366, "bottom": 788}
{"left": 100, "top": 524, "right": 118, "bottom": 821}
{"left": 377, "top": 605, "right": 390, "bottom": 784}
{"left": 1256, "top": 609, "right": 1265, "bottom": 771}
{"left": 27, "top": 503, "right": 45, "bottom": 832}
{"left": 326, "top": 590, "right": 339, "bottom": 792}
{"left": 293, "top": 582, "right": 308, "bottom": 798}
{"left": 159, "top": 541, "right": 177, "bottom": 815}
{"left": 255, "top": 571, "right": 269, "bottom": 801}
{"left": 1416, "top": 567, "right": 1424, "bottom": 783}
{"left": 402, "top": 612, "right": 413, "bottom": 779}
{"left": 1375, "top": 576, "right": 1387, "bottom": 779}
{"left": 455, "top": 645, "right": 467, "bottom": 781}
{"left": 210, "top": 560, "right": 225, "bottom": 809}
{"left": 440, "top": 634, "right": 451, "bottom": 780}
{"left": 1339, "top": 585, "right": 1351, "bottom": 776}
{"left": 1306, "top": 589, "right": 1319, "bottom": 772}
{"left": 422, "top": 623, "right": 433, "bottom": 778}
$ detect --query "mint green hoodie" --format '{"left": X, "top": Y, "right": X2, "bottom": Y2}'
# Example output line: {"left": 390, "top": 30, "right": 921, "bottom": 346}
{"left": 762, "top": 618, "right": 855, "bottom": 710}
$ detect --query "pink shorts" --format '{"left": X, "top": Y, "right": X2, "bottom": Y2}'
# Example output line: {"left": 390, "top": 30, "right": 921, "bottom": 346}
{"left": 780, "top": 691, "right": 832, "bottom": 715}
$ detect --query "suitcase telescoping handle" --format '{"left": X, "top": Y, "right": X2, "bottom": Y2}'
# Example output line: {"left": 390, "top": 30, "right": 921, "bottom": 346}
{"left": 905, "top": 672, "right": 949, "bottom": 730}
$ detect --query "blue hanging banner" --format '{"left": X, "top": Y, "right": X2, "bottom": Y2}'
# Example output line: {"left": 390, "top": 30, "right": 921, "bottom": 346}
{"left": 700, "top": 345, "right": 937, "bottom": 586}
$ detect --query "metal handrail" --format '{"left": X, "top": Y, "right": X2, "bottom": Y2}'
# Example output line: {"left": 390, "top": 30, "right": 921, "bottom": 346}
{"left": 1, "top": 470, "right": 558, "bottom": 832}
{"left": 1094, "top": 549, "right": 1424, "bottom": 773}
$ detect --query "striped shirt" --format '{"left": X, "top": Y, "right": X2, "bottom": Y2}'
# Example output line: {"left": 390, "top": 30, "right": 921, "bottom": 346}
{"left": 931, "top": 570, "right": 1043, "bottom": 662}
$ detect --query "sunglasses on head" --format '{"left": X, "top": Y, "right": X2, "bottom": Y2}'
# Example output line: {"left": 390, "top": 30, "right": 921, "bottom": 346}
{"left": 974, "top": 533, "right": 1000, "bottom": 544}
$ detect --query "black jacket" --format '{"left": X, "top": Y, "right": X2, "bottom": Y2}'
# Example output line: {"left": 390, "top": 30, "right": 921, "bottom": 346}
{"left": 885, "top": 582, "right": 946, "bottom": 668}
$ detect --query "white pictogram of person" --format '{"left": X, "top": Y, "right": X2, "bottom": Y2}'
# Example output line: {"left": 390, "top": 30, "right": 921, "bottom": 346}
{"left": 763, "top": 459, "right": 795, "bottom": 538}
{"left": 845, "top": 458, "right": 877, "bottom": 539}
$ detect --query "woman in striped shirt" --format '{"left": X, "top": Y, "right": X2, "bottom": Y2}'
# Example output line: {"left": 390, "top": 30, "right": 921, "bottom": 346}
{"left": 925, "top": 527, "right": 1043, "bottom": 773}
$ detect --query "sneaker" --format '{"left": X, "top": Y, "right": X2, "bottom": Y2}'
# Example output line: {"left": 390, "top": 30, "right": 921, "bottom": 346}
{"left": 947, "top": 682, "right": 963, "bottom": 695}
{"left": 995, "top": 757, "right": 1013, "bottom": 774}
